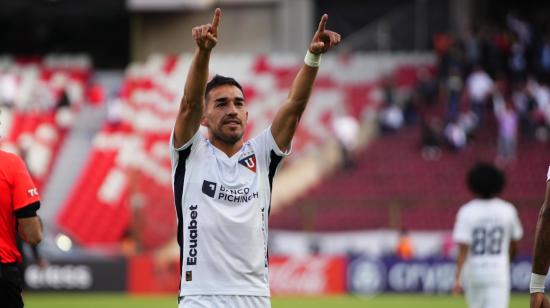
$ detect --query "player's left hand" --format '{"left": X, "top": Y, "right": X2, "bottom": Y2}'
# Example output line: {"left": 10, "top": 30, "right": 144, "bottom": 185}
{"left": 309, "top": 14, "right": 341, "bottom": 55}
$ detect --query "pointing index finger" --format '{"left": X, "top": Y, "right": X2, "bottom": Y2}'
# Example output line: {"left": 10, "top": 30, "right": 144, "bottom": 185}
{"left": 211, "top": 8, "right": 221, "bottom": 33}
{"left": 317, "top": 14, "right": 328, "bottom": 32}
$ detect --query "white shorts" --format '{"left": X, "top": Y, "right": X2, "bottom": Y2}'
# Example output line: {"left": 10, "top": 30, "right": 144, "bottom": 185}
{"left": 178, "top": 295, "right": 271, "bottom": 308}
{"left": 464, "top": 284, "right": 510, "bottom": 308}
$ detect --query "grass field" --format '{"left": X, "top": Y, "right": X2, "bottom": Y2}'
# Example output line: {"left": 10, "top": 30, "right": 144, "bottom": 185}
{"left": 25, "top": 293, "right": 531, "bottom": 308}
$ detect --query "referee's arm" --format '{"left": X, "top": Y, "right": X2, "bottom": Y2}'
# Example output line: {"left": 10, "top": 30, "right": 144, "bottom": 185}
{"left": 16, "top": 202, "right": 43, "bottom": 246}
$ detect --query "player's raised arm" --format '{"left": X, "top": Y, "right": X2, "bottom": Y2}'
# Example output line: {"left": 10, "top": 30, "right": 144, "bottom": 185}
{"left": 531, "top": 180, "right": 550, "bottom": 308}
{"left": 173, "top": 8, "right": 221, "bottom": 148}
{"left": 271, "top": 14, "right": 341, "bottom": 151}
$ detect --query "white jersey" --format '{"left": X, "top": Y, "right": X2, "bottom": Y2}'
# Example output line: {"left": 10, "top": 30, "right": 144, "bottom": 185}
{"left": 170, "top": 127, "right": 288, "bottom": 297}
{"left": 453, "top": 198, "right": 523, "bottom": 286}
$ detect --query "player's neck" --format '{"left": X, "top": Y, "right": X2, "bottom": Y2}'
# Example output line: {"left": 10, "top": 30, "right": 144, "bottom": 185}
{"left": 209, "top": 137, "right": 244, "bottom": 158}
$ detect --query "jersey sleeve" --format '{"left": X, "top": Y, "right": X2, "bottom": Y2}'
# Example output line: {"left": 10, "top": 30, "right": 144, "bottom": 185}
{"left": 169, "top": 128, "right": 202, "bottom": 168}
{"left": 252, "top": 126, "right": 291, "bottom": 161}
{"left": 452, "top": 207, "right": 472, "bottom": 244}
{"left": 510, "top": 206, "right": 523, "bottom": 241}
{"left": 170, "top": 128, "right": 201, "bottom": 152}
{"left": 11, "top": 155, "right": 40, "bottom": 211}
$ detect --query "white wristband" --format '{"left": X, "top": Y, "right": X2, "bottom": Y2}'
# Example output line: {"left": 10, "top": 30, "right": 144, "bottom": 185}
{"left": 304, "top": 50, "right": 321, "bottom": 67}
{"left": 530, "top": 273, "right": 547, "bottom": 293}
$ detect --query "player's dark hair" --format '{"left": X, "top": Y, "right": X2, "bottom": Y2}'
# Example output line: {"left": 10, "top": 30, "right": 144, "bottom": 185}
{"left": 467, "top": 162, "right": 506, "bottom": 199}
{"left": 205, "top": 74, "right": 244, "bottom": 99}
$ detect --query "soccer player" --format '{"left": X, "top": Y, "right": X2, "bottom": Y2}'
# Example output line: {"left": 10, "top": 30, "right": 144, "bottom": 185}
{"left": 452, "top": 162, "right": 523, "bottom": 308}
{"left": 530, "top": 166, "right": 550, "bottom": 308}
{"left": 0, "top": 150, "right": 43, "bottom": 308}
{"left": 170, "top": 8, "right": 340, "bottom": 308}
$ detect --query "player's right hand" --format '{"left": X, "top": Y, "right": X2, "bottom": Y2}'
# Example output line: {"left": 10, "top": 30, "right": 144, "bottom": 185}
{"left": 451, "top": 279, "right": 462, "bottom": 296}
{"left": 531, "top": 293, "right": 550, "bottom": 308}
{"left": 192, "top": 8, "right": 221, "bottom": 51}
{"left": 309, "top": 14, "right": 341, "bottom": 55}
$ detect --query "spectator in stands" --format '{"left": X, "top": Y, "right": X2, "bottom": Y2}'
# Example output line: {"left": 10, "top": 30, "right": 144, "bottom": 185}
{"left": 508, "top": 33, "right": 527, "bottom": 83}
{"left": 421, "top": 118, "right": 442, "bottom": 161}
{"left": 0, "top": 149, "right": 43, "bottom": 308}
{"left": 506, "top": 13, "right": 532, "bottom": 47}
{"left": 444, "top": 119, "right": 467, "bottom": 152}
{"left": 530, "top": 166, "right": 550, "bottom": 308}
{"left": 378, "top": 75, "right": 404, "bottom": 133}
{"left": 170, "top": 8, "right": 340, "bottom": 308}
{"left": 414, "top": 67, "right": 439, "bottom": 124}
{"left": 379, "top": 104, "right": 404, "bottom": 133}
{"left": 527, "top": 76, "right": 550, "bottom": 141}
{"left": 512, "top": 81, "right": 535, "bottom": 137}
{"left": 461, "top": 26, "right": 481, "bottom": 76}
{"left": 466, "top": 65, "right": 494, "bottom": 128}
{"left": 494, "top": 98, "right": 518, "bottom": 167}
{"left": 444, "top": 66, "right": 463, "bottom": 122}
{"left": 332, "top": 114, "right": 359, "bottom": 169}
{"left": 433, "top": 32, "right": 455, "bottom": 79}
{"left": 396, "top": 229, "right": 414, "bottom": 260}
{"left": 537, "top": 33, "right": 550, "bottom": 85}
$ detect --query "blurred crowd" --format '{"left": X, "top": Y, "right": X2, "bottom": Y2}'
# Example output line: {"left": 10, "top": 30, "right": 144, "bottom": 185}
{"left": 378, "top": 13, "right": 550, "bottom": 167}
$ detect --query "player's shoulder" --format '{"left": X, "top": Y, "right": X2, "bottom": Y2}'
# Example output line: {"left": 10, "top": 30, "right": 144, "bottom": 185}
{"left": 493, "top": 198, "right": 519, "bottom": 215}
{"left": 459, "top": 199, "right": 482, "bottom": 211}
{"left": 0, "top": 150, "right": 25, "bottom": 166}
{"left": 457, "top": 199, "right": 490, "bottom": 218}
{"left": 0, "top": 150, "right": 28, "bottom": 178}
{"left": 174, "top": 130, "right": 207, "bottom": 154}
{"left": 248, "top": 127, "right": 270, "bottom": 142}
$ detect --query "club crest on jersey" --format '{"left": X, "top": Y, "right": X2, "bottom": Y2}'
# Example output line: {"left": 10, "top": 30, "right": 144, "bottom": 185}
{"left": 239, "top": 154, "right": 257, "bottom": 173}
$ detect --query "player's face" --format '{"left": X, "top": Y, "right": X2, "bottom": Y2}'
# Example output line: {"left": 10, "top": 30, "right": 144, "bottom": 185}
{"left": 202, "top": 85, "right": 248, "bottom": 144}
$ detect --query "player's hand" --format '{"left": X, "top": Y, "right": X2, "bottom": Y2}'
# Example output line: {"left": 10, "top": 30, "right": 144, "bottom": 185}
{"left": 37, "top": 257, "right": 48, "bottom": 269}
{"left": 452, "top": 279, "right": 462, "bottom": 296}
{"left": 531, "top": 293, "right": 550, "bottom": 308}
{"left": 309, "top": 14, "right": 341, "bottom": 55}
{"left": 192, "top": 8, "right": 221, "bottom": 51}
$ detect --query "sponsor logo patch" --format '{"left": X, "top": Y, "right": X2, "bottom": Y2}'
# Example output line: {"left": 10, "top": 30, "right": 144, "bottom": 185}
{"left": 202, "top": 181, "right": 216, "bottom": 198}
{"left": 27, "top": 188, "right": 39, "bottom": 197}
{"left": 201, "top": 180, "right": 259, "bottom": 204}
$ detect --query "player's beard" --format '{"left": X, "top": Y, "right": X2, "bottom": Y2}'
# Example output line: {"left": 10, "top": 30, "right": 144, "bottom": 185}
{"left": 212, "top": 127, "right": 243, "bottom": 145}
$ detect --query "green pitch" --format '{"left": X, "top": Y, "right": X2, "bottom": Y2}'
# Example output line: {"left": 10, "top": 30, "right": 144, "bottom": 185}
{"left": 25, "top": 293, "right": 531, "bottom": 308}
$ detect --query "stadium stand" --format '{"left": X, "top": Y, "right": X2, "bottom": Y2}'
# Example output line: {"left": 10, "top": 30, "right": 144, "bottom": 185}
{"left": 271, "top": 117, "right": 547, "bottom": 255}
{"left": 0, "top": 55, "right": 91, "bottom": 189}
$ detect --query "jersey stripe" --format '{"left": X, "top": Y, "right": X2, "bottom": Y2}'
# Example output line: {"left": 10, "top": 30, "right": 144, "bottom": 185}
{"left": 173, "top": 145, "right": 192, "bottom": 297}
{"left": 267, "top": 150, "right": 283, "bottom": 215}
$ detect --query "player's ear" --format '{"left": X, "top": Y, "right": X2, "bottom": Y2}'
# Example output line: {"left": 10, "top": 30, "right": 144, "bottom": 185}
{"left": 200, "top": 114, "right": 208, "bottom": 127}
